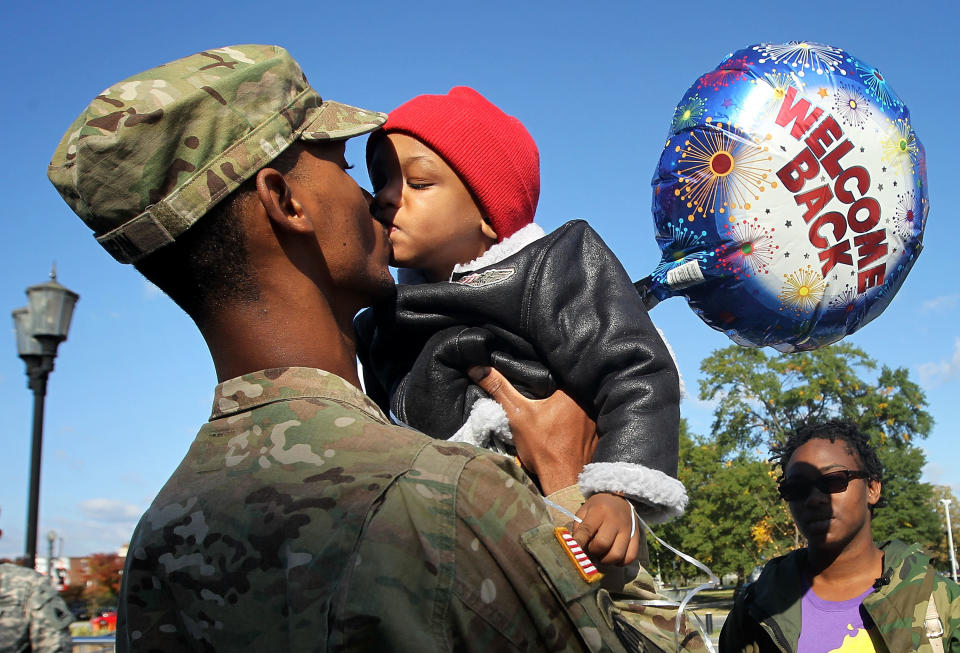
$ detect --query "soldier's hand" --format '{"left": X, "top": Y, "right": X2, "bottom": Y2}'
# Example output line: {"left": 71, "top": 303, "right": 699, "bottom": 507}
{"left": 573, "top": 493, "right": 640, "bottom": 566}
{"left": 468, "top": 365, "right": 597, "bottom": 494}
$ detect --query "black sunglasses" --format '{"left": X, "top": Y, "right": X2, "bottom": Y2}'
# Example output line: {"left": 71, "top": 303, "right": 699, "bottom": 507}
{"left": 778, "top": 470, "right": 869, "bottom": 502}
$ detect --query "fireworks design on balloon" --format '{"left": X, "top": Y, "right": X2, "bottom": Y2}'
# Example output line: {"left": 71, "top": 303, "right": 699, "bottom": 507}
{"left": 828, "top": 284, "right": 860, "bottom": 312}
{"left": 696, "top": 55, "right": 752, "bottom": 91}
{"left": 653, "top": 219, "right": 712, "bottom": 280}
{"left": 675, "top": 125, "right": 775, "bottom": 220}
{"left": 753, "top": 42, "right": 846, "bottom": 77}
{"left": 671, "top": 95, "right": 707, "bottom": 133}
{"left": 779, "top": 266, "right": 826, "bottom": 314}
{"left": 875, "top": 270, "right": 902, "bottom": 301}
{"left": 759, "top": 71, "right": 804, "bottom": 101}
{"left": 853, "top": 60, "right": 902, "bottom": 111}
{"left": 892, "top": 190, "right": 919, "bottom": 240}
{"left": 881, "top": 118, "right": 919, "bottom": 174}
{"left": 715, "top": 217, "right": 779, "bottom": 279}
{"left": 833, "top": 84, "right": 872, "bottom": 130}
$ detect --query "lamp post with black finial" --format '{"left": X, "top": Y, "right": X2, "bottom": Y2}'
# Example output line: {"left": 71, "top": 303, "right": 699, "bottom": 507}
{"left": 12, "top": 265, "right": 78, "bottom": 569}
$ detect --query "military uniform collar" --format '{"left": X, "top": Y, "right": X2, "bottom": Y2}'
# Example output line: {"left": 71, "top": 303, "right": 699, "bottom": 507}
{"left": 210, "top": 367, "right": 388, "bottom": 423}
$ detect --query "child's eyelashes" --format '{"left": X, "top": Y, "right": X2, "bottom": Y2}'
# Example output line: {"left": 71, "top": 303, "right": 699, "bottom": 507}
{"left": 407, "top": 182, "right": 431, "bottom": 190}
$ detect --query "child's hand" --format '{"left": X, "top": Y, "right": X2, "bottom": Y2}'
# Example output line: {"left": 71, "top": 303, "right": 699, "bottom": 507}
{"left": 572, "top": 493, "right": 639, "bottom": 566}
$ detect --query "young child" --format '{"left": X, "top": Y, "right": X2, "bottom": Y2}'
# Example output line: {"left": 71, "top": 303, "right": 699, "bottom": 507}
{"left": 356, "top": 87, "right": 685, "bottom": 566}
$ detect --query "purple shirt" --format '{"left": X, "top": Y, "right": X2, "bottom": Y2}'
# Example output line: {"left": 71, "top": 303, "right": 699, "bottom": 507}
{"left": 797, "top": 583, "right": 879, "bottom": 652}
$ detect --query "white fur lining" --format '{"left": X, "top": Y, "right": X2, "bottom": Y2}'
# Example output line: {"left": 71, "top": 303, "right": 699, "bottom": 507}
{"left": 448, "top": 397, "right": 513, "bottom": 448}
{"left": 655, "top": 327, "right": 685, "bottom": 398}
{"left": 578, "top": 461, "right": 688, "bottom": 524}
{"left": 453, "top": 223, "right": 546, "bottom": 274}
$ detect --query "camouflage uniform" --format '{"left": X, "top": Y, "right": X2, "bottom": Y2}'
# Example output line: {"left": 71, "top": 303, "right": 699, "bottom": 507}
{"left": 0, "top": 563, "right": 72, "bottom": 653}
{"left": 117, "top": 367, "right": 626, "bottom": 651}
{"left": 720, "top": 539, "right": 960, "bottom": 652}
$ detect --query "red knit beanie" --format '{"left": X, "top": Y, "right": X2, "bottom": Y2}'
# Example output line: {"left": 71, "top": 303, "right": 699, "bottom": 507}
{"left": 368, "top": 86, "right": 539, "bottom": 241}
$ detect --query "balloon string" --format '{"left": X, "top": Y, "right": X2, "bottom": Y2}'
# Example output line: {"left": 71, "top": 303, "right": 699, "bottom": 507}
{"left": 543, "top": 496, "right": 581, "bottom": 522}
{"left": 542, "top": 498, "right": 719, "bottom": 653}
{"left": 636, "top": 515, "right": 719, "bottom": 653}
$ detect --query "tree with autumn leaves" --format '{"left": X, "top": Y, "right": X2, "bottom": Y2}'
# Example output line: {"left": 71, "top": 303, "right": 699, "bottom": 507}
{"left": 653, "top": 343, "right": 948, "bottom": 585}
{"left": 83, "top": 553, "right": 123, "bottom": 611}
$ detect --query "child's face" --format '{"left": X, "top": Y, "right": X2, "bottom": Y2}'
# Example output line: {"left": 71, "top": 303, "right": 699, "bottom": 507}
{"left": 368, "top": 132, "right": 497, "bottom": 282}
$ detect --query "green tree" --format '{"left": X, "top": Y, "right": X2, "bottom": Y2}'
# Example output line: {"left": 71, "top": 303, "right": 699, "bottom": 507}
{"left": 656, "top": 422, "right": 795, "bottom": 585}
{"left": 696, "top": 343, "right": 939, "bottom": 554}
{"left": 699, "top": 343, "right": 932, "bottom": 449}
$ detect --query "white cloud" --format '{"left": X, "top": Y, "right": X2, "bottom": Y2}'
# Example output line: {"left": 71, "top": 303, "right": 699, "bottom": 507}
{"left": 78, "top": 498, "right": 142, "bottom": 522}
{"left": 917, "top": 338, "right": 960, "bottom": 387}
{"left": 925, "top": 460, "right": 945, "bottom": 484}
{"left": 142, "top": 280, "right": 163, "bottom": 299}
{"left": 922, "top": 294, "right": 960, "bottom": 312}
{"left": 2, "top": 502, "right": 144, "bottom": 558}
{"left": 54, "top": 516, "right": 138, "bottom": 556}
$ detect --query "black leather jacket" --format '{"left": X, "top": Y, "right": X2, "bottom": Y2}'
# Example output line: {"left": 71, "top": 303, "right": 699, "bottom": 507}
{"left": 356, "top": 221, "right": 685, "bottom": 521}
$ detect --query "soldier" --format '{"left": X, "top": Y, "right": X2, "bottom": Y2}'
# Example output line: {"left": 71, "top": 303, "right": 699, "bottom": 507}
{"left": 0, "top": 563, "right": 72, "bottom": 652}
{"left": 720, "top": 420, "right": 960, "bottom": 651}
{"left": 49, "top": 44, "right": 703, "bottom": 651}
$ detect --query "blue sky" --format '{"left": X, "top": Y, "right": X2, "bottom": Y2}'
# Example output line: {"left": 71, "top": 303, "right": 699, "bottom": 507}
{"left": 1, "top": 0, "right": 957, "bottom": 557}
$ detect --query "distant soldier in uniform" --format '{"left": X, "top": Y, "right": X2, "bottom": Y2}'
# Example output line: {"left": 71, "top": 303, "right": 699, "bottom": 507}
{"left": 0, "top": 563, "right": 72, "bottom": 652}
{"left": 49, "top": 44, "right": 704, "bottom": 651}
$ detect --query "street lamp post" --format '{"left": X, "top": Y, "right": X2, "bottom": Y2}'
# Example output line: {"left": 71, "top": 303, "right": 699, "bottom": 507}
{"left": 940, "top": 498, "right": 958, "bottom": 582}
{"left": 47, "top": 530, "right": 57, "bottom": 584}
{"left": 12, "top": 266, "right": 78, "bottom": 569}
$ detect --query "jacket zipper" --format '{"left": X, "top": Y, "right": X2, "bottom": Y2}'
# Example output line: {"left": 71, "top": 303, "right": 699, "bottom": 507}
{"left": 760, "top": 616, "right": 792, "bottom": 653}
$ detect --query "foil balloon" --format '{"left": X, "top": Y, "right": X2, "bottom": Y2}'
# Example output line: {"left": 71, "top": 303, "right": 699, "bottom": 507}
{"left": 649, "top": 42, "right": 927, "bottom": 352}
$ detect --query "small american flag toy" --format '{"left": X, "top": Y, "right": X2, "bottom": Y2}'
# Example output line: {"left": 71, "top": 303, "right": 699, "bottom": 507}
{"left": 554, "top": 527, "right": 602, "bottom": 583}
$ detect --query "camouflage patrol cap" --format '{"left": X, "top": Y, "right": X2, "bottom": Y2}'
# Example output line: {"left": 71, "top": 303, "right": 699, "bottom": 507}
{"left": 48, "top": 44, "right": 386, "bottom": 264}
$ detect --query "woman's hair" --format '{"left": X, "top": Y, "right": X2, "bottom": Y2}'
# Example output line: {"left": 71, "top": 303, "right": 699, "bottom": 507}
{"left": 771, "top": 419, "right": 886, "bottom": 509}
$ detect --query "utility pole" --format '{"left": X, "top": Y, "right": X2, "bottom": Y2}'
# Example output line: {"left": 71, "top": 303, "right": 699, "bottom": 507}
{"left": 940, "top": 498, "right": 958, "bottom": 582}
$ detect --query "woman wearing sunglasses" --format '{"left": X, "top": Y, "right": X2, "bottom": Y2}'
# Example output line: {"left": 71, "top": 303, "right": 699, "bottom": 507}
{"left": 720, "top": 420, "right": 960, "bottom": 651}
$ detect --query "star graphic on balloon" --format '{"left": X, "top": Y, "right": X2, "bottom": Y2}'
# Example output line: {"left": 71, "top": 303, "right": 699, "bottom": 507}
{"left": 785, "top": 220, "right": 792, "bottom": 227}
{"left": 722, "top": 98, "right": 733, "bottom": 108}
{"left": 817, "top": 87, "right": 828, "bottom": 99}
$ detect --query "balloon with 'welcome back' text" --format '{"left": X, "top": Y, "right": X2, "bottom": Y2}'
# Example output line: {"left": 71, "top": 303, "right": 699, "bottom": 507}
{"left": 649, "top": 42, "right": 926, "bottom": 352}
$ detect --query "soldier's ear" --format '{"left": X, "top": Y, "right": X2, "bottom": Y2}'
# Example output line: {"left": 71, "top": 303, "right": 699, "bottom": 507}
{"left": 255, "top": 167, "right": 313, "bottom": 235}
{"left": 867, "top": 479, "right": 881, "bottom": 507}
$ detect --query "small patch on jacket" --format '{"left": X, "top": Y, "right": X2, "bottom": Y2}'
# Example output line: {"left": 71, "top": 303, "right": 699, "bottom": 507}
{"left": 555, "top": 527, "right": 602, "bottom": 583}
{"left": 455, "top": 268, "right": 515, "bottom": 287}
